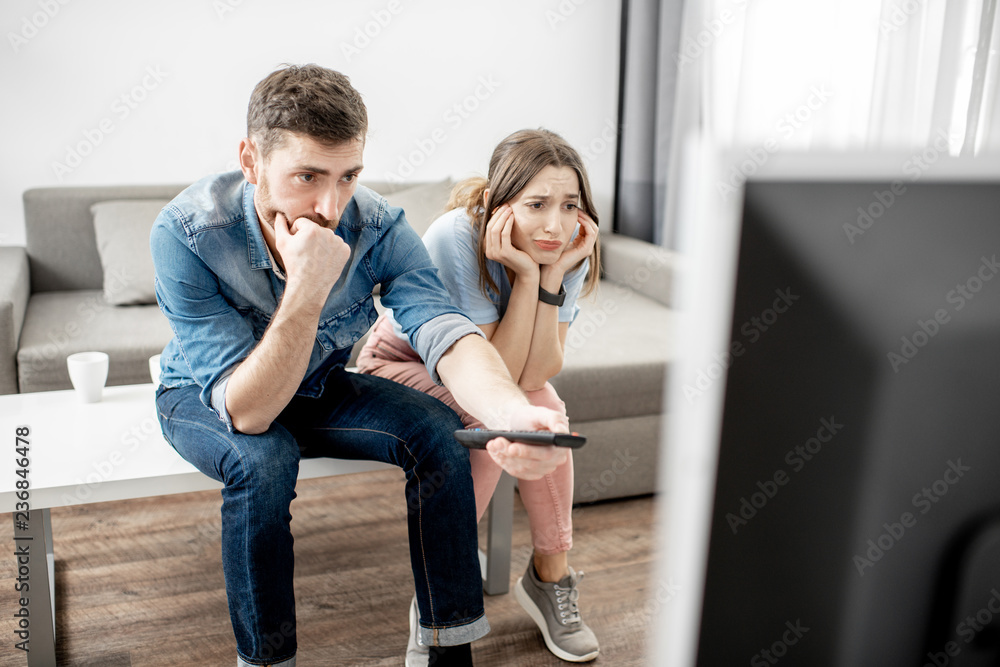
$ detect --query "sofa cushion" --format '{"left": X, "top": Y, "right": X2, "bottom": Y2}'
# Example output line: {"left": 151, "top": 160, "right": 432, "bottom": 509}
{"left": 91, "top": 199, "right": 168, "bottom": 306}
{"left": 601, "top": 233, "right": 676, "bottom": 308}
{"left": 571, "top": 413, "right": 662, "bottom": 503}
{"left": 23, "top": 184, "right": 188, "bottom": 293}
{"left": 382, "top": 179, "right": 455, "bottom": 237}
{"left": 17, "top": 290, "right": 173, "bottom": 393}
{"left": 553, "top": 279, "right": 676, "bottom": 422}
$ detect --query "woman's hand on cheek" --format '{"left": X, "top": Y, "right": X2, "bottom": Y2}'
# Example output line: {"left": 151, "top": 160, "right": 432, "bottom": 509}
{"left": 554, "top": 209, "right": 599, "bottom": 272}
{"left": 484, "top": 203, "right": 539, "bottom": 281}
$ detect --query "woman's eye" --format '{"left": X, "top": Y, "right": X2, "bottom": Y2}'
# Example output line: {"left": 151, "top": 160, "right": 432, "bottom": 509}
{"left": 565, "top": 203, "right": 578, "bottom": 210}
{"left": 528, "top": 202, "right": 543, "bottom": 210}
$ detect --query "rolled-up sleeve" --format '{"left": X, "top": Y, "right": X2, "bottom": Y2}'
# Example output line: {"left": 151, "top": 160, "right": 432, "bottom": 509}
{"left": 410, "top": 313, "right": 486, "bottom": 384}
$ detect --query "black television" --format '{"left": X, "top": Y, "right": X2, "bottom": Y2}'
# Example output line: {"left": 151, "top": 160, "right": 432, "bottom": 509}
{"left": 652, "top": 152, "right": 1000, "bottom": 667}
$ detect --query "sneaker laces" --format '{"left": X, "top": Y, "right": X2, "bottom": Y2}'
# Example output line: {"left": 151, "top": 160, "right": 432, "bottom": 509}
{"left": 553, "top": 571, "right": 584, "bottom": 626}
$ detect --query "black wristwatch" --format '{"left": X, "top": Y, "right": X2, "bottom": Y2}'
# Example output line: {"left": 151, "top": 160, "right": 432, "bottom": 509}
{"left": 538, "top": 284, "right": 566, "bottom": 306}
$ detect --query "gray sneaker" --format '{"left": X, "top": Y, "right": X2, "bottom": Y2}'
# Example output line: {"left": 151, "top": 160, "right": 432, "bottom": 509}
{"left": 406, "top": 595, "right": 429, "bottom": 667}
{"left": 515, "top": 561, "right": 600, "bottom": 662}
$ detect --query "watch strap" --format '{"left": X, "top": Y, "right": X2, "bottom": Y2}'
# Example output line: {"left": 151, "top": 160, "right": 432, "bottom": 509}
{"left": 538, "top": 284, "right": 566, "bottom": 307}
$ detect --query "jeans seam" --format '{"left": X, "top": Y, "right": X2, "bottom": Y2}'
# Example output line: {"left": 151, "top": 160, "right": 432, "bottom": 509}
{"left": 401, "top": 440, "right": 436, "bottom": 628}
{"left": 309, "top": 426, "right": 406, "bottom": 443}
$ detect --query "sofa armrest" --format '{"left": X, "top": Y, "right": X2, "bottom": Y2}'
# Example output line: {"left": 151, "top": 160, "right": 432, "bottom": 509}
{"left": 600, "top": 233, "right": 676, "bottom": 308}
{"left": 0, "top": 246, "right": 30, "bottom": 394}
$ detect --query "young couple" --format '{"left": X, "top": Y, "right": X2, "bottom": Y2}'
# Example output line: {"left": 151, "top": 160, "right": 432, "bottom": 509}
{"left": 151, "top": 64, "right": 600, "bottom": 667}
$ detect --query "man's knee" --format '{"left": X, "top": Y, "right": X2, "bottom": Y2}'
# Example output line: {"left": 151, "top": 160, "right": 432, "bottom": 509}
{"left": 406, "top": 398, "right": 469, "bottom": 472}
{"left": 405, "top": 417, "right": 472, "bottom": 514}
{"left": 223, "top": 426, "right": 301, "bottom": 492}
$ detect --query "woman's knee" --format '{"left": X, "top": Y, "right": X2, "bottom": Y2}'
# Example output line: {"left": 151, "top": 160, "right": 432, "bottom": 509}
{"left": 525, "top": 382, "right": 566, "bottom": 416}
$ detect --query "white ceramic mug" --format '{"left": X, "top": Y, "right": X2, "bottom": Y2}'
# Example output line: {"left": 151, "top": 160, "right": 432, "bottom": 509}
{"left": 149, "top": 354, "right": 162, "bottom": 386}
{"left": 66, "top": 351, "right": 109, "bottom": 403}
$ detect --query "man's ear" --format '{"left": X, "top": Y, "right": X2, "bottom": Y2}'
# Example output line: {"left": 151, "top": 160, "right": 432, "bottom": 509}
{"left": 239, "top": 138, "right": 261, "bottom": 185}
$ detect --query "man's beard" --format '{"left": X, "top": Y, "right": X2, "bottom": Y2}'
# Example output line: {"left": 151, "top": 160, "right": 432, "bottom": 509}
{"left": 255, "top": 175, "right": 337, "bottom": 230}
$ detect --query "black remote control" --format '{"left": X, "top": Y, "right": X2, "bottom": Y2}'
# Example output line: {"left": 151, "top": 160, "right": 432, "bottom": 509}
{"left": 453, "top": 429, "right": 587, "bottom": 449}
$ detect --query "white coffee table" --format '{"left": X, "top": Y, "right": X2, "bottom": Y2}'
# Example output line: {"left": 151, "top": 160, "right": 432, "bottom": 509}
{"left": 0, "top": 383, "right": 390, "bottom": 667}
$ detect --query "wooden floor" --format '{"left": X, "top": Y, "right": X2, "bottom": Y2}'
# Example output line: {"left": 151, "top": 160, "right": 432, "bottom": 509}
{"left": 1, "top": 469, "right": 655, "bottom": 666}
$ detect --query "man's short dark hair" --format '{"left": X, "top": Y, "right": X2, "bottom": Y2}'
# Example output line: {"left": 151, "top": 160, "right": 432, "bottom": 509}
{"left": 247, "top": 64, "right": 368, "bottom": 157}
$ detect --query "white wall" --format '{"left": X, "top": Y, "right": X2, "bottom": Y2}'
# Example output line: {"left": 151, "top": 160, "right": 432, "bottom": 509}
{"left": 0, "top": 0, "right": 621, "bottom": 247}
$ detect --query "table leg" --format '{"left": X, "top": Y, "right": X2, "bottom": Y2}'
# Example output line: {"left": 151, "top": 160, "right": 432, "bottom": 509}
{"left": 482, "top": 472, "right": 514, "bottom": 595}
{"left": 12, "top": 509, "right": 56, "bottom": 666}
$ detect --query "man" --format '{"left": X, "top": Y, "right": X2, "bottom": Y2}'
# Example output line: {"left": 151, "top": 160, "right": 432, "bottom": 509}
{"left": 151, "top": 64, "right": 568, "bottom": 667}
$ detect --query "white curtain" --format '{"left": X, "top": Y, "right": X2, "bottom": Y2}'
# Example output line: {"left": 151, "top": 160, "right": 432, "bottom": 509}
{"left": 664, "top": 0, "right": 1000, "bottom": 244}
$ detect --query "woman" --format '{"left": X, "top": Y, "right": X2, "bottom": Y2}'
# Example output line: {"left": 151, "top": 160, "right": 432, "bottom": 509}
{"left": 358, "top": 128, "right": 601, "bottom": 663}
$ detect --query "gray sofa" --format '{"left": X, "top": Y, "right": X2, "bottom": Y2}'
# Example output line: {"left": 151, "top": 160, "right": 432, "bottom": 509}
{"left": 0, "top": 179, "right": 675, "bottom": 502}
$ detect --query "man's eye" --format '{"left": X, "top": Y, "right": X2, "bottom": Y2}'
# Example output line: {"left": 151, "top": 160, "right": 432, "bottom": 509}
{"left": 343, "top": 173, "right": 357, "bottom": 183}
{"left": 299, "top": 174, "right": 314, "bottom": 183}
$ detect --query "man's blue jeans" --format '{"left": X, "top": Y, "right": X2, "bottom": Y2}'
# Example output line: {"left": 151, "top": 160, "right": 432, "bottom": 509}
{"left": 155, "top": 369, "right": 488, "bottom": 665}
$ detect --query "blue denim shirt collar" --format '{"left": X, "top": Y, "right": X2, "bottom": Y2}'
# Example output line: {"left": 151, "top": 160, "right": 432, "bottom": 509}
{"left": 242, "top": 182, "right": 276, "bottom": 273}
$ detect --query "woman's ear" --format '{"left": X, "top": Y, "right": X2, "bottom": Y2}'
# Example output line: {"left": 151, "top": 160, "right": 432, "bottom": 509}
{"left": 482, "top": 188, "right": 490, "bottom": 210}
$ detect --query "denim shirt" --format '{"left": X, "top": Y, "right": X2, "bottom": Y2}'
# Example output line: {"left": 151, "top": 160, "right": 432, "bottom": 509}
{"left": 150, "top": 170, "right": 481, "bottom": 430}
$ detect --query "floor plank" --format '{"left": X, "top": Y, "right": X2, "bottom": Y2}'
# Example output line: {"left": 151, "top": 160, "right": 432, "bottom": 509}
{"left": 1, "top": 469, "right": 655, "bottom": 666}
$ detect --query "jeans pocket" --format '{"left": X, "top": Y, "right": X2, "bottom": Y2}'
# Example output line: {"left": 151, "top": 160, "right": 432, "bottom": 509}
{"left": 154, "top": 385, "right": 187, "bottom": 444}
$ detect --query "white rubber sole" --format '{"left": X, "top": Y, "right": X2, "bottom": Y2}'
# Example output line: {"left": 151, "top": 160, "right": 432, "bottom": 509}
{"left": 405, "top": 596, "right": 427, "bottom": 667}
{"left": 514, "top": 576, "right": 600, "bottom": 663}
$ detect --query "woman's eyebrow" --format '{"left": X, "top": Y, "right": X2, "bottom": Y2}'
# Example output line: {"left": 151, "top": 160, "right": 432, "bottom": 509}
{"left": 522, "top": 191, "right": 580, "bottom": 200}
